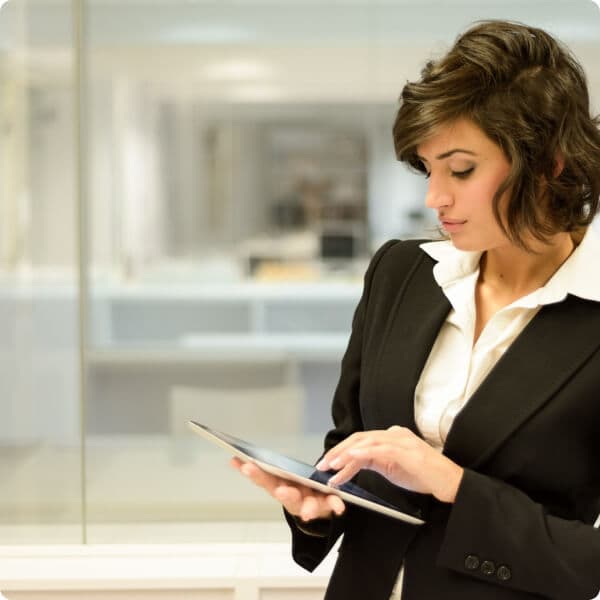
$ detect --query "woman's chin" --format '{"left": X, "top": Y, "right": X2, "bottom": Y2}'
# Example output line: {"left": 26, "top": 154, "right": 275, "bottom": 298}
{"left": 448, "top": 235, "right": 483, "bottom": 253}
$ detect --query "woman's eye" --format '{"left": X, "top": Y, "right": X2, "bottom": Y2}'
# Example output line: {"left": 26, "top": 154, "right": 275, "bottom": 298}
{"left": 451, "top": 167, "right": 474, "bottom": 179}
{"left": 417, "top": 161, "right": 430, "bottom": 178}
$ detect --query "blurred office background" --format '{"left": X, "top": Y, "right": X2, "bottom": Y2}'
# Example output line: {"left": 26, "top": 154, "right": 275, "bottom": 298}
{"left": 0, "top": 0, "right": 599, "bottom": 546}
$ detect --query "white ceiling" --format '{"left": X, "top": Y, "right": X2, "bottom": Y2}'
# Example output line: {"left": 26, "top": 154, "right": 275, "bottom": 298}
{"left": 0, "top": 0, "right": 599, "bottom": 106}
{"left": 1, "top": 0, "right": 599, "bottom": 46}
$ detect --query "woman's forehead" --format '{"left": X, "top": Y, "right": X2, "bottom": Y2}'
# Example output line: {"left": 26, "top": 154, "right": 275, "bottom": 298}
{"left": 417, "top": 119, "right": 499, "bottom": 160}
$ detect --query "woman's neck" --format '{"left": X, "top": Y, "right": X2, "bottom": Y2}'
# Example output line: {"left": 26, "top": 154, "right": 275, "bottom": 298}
{"left": 479, "top": 232, "right": 576, "bottom": 297}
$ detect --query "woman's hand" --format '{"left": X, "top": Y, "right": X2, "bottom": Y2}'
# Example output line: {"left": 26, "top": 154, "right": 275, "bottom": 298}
{"left": 230, "top": 457, "right": 345, "bottom": 522}
{"left": 316, "top": 426, "right": 464, "bottom": 503}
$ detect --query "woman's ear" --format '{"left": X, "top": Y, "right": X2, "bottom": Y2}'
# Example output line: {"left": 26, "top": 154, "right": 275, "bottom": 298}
{"left": 553, "top": 150, "right": 565, "bottom": 178}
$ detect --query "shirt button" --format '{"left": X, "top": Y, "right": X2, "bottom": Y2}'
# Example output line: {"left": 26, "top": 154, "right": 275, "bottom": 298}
{"left": 497, "top": 565, "right": 512, "bottom": 581}
{"left": 464, "top": 555, "right": 480, "bottom": 570}
{"left": 481, "top": 560, "right": 496, "bottom": 576}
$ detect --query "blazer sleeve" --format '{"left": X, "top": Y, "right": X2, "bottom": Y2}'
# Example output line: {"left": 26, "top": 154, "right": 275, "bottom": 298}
{"left": 285, "top": 239, "right": 400, "bottom": 572}
{"left": 437, "top": 468, "right": 600, "bottom": 599}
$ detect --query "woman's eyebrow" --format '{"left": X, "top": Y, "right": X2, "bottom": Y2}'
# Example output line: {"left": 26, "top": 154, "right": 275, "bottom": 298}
{"left": 417, "top": 148, "right": 477, "bottom": 162}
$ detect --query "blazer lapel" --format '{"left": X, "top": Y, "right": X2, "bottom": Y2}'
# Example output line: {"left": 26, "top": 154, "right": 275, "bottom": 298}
{"left": 374, "top": 254, "right": 450, "bottom": 433}
{"left": 443, "top": 295, "right": 600, "bottom": 468}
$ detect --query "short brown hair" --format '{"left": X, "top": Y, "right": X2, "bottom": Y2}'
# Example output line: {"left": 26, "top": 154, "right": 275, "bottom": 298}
{"left": 393, "top": 20, "right": 600, "bottom": 248}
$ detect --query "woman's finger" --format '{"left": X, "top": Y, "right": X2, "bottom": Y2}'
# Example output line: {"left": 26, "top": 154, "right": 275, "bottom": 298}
{"left": 320, "top": 434, "right": 389, "bottom": 472}
{"left": 275, "top": 484, "right": 339, "bottom": 520}
{"left": 317, "top": 432, "right": 373, "bottom": 470}
{"left": 238, "top": 461, "right": 286, "bottom": 493}
{"left": 230, "top": 456, "right": 244, "bottom": 470}
{"left": 326, "top": 494, "right": 346, "bottom": 516}
{"left": 274, "top": 484, "right": 305, "bottom": 514}
{"left": 328, "top": 458, "right": 364, "bottom": 486}
{"left": 299, "top": 494, "right": 321, "bottom": 521}
{"left": 232, "top": 457, "right": 344, "bottom": 519}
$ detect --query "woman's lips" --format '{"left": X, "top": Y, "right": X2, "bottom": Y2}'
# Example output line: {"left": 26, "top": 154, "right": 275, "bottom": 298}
{"left": 440, "top": 219, "right": 467, "bottom": 232}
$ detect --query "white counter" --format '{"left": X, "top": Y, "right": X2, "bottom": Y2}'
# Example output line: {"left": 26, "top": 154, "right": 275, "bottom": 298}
{"left": 0, "top": 542, "right": 335, "bottom": 600}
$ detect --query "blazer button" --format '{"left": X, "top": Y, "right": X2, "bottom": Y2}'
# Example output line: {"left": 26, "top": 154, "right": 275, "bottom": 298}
{"left": 464, "top": 555, "right": 480, "bottom": 570}
{"left": 497, "top": 565, "right": 512, "bottom": 581}
{"left": 481, "top": 560, "right": 496, "bottom": 576}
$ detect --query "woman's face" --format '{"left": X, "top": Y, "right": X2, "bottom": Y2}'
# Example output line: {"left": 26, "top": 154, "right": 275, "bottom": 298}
{"left": 416, "top": 118, "right": 512, "bottom": 252}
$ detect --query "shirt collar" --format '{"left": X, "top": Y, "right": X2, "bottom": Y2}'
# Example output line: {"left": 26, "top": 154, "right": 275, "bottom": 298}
{"left": 419, "top": 240, "right": 480, "bottom": 290}
{"left": 419, "top": 216, "right": 600, "bottom": 307}
{"left": 540, "top": 219, "right": 600, "bottom": 304}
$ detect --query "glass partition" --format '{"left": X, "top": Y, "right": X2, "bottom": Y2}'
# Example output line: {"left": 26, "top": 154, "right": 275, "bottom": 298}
{"left": 0, "top": 0, "right": 81, "bottom": 543}
{"left": 0, "top": 0, "right": 599, "bottom": 545}
{"left": 82, "top": 0, "right": 600, "bottom": 543}
{"left": 82, "top": 0, "right": 434, "bottom": 543}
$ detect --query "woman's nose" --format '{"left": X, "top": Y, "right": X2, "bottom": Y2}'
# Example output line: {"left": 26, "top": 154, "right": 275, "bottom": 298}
{"left": 425, "top": 178, "right": 453, "bottom": 209}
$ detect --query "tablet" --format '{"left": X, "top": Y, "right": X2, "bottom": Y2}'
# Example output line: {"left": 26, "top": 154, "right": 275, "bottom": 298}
{"left": 188, "top": 420, "right": 425, "bottom": 525}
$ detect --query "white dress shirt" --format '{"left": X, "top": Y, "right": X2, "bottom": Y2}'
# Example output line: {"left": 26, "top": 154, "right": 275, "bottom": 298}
{"left": 415, "top": 223, "right": 600, "bottom": 451}
{"left": 390, "top": 221, "right": 600, "bottom": 599}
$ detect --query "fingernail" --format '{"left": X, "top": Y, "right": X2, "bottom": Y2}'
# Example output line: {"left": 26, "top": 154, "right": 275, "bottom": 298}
{"left": 315, "top": 459, "right": 327, "bottom": 470}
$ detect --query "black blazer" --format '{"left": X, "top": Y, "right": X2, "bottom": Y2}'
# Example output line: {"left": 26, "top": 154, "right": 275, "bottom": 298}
{"left": 286, "top": 239, "right": 600, "bottom": 600}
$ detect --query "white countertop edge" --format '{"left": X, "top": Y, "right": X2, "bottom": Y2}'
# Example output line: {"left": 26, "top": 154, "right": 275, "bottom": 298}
{"left": 0, "top": 543, "right": 335, "bottom": 591}
{"left": 0, "top": 578, "right": 331, "bottom": 592}
{"left": 0, "top": 542, "right": 292, "bottom": 557}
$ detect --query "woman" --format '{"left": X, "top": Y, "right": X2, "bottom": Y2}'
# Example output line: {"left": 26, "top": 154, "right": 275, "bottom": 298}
{"left": 233, "top": 20, "right": 600, "bottom": 599}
